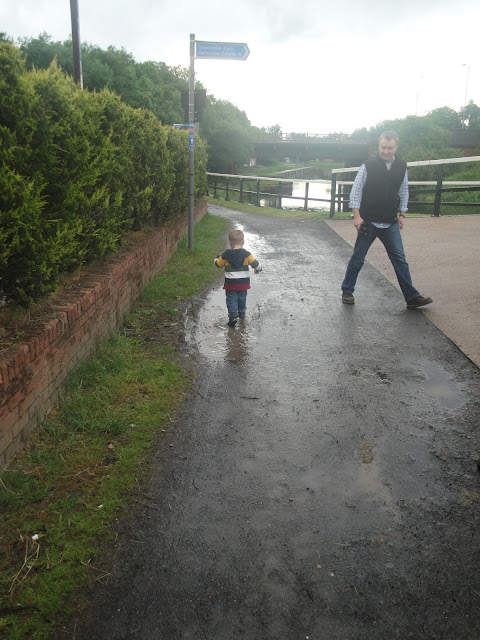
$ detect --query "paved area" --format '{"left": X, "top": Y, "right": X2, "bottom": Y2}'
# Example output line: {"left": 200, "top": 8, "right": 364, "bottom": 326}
{"left": 326, "top": 215, "right": 480, "bottom": 368}
{"left": 61, "top": 206, "right": 480, "bottom": 640}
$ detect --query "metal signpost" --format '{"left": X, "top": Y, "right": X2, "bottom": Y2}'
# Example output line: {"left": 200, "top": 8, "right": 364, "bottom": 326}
{"left": 188, "top": 34, "right": 250, "bottom": 249}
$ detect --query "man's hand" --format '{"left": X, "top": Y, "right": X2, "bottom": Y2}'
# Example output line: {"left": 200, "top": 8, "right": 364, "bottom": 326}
{"left": 352, "top": 209, "right": 364, "bottom": 231}
{"left": 398, "top": 215, "right": 405, "bottom": 230}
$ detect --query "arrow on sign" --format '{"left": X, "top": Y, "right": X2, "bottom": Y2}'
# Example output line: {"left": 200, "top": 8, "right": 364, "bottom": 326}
{"left": 195, "top": 41, "right": 250, "bottom": 60}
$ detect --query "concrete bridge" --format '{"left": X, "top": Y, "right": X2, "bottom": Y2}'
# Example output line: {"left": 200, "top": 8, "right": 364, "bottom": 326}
{"left": 253, "top": 133, "right": 372, "bottom": 164}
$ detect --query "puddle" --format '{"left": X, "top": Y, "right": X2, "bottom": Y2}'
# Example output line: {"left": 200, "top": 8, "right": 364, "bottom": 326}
{"left": 184, "top": 225, "right": 280, "bottom": 363}
{"left": 238, "top": 225, "right": 270, "bottom": 257}
{"left": 196, "top": 321, "right": 254, "bottom": 363}
{"left": 185, "top": 284, "right": 278, "bottom": 362}
{"left": 421, "top": 361, "right": 466, "bottom": 409}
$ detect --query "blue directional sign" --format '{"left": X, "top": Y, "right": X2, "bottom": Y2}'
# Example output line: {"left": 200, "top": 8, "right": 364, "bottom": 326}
{"left": 195, "top": 41, "right": 250, "bottom": 60}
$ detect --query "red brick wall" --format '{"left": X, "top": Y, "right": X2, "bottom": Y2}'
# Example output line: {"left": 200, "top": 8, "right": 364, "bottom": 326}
{"left": 0, "top": 202, "right": 207, "bottom": 469}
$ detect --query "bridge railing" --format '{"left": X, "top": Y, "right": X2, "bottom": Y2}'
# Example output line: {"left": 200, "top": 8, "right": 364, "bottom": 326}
{"left": 254, "top": 133, "right": 369, "bottom": 144}
{"left": 330, "top": 155, "right": 480, "bottom": 217}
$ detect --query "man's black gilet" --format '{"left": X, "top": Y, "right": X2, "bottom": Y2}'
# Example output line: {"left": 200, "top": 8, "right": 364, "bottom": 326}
{"left": 359, "top": 155, "right": 407, "bottom": 223}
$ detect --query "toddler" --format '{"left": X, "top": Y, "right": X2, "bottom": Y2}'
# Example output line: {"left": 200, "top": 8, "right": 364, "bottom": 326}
{"left": 215, "top": 229, "right": 262, "bottom": 326}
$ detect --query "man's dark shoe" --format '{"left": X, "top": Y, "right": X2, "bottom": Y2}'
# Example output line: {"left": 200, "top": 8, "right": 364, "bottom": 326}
{"left": 407, "top": 295, "right": 432, "bottom": 309}
{"left": 238, "top": 312, "right": 245, "bottom": 319}
{"left": 342, "top": 292, "right": 355, "bottom": 305}
{"left": 227, "top": 317, "right": 238, "bottom": 327}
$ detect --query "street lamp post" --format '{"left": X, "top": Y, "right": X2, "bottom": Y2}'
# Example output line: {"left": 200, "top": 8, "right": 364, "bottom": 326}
{"left": 463, "top": 63, "right": 470, "bottom": 108}
{"left": 462, "top": 63, "right": 470, "bottom": 128}
{"left": 415, "top": 74, "right": 423, "bottom": 116}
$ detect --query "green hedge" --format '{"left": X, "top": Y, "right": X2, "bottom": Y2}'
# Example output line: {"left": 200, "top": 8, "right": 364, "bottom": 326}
{"left": 0, "top": 42, "right": 207, "bottom": 306}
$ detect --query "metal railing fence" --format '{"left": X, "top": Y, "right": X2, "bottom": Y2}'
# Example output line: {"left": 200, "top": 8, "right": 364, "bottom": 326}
{"left": 207, "top": 173, "right": 331, "bottom": 211}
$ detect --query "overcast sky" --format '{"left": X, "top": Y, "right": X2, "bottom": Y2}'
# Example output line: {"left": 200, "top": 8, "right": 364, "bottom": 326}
{"left": 2, "top": 0, "right": 479, "bottom": 133}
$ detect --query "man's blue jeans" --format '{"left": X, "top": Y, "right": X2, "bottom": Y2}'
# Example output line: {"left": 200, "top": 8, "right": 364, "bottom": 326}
{"left": 341, "top": 222, "right": 420, "bottom": 302}
{"left": 225, "top": 289, "right": 247, "bottom": 318}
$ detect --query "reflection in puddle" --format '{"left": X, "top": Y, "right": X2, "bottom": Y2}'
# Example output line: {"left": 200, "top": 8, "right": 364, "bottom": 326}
{"left": 190, "top": 325, "right": 252, "bottom": 363}
{"left": 421, "top": 360, "right": 466, "bottom": 409}
{"left": 225, "top": 326, "right": 249, "bottom": 362}
{"left": 235, "top": 224, "right": 270, "bottom": 258}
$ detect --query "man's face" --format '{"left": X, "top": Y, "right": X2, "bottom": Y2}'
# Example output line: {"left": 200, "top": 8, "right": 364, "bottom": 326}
{"left": 379, "top": 138, "right": 398, "bottom": 163}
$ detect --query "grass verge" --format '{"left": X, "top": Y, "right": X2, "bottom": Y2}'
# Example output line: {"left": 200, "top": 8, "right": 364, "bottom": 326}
{"left": 0, "top": 213, "right": 229, "bottom": 639}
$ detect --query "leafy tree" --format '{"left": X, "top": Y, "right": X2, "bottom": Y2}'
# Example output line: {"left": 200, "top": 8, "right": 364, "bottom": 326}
{"left": 460, "top": 100, "right": 480, "bottom": 129}
{"left": 427, "top": 106, "right": 463, "bottom": 130}
{"left": 19, "top": 36, "right": 185, "bottom": 125}
{"left": 266, "top": 124, "right": 282, "bottom": 138}
{"left": 201, "top": 98, "right": 254, "bottom": 172}
{"left": 169, "top": 65, "right": 189, "bottom": 83}
{"left": 350, "top": 127, "right": 370, "bottom": 140}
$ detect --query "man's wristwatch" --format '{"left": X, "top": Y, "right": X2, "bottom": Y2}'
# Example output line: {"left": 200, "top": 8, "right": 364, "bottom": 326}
{"left": 398, "top": 213, "right": 405, "bottom": 217}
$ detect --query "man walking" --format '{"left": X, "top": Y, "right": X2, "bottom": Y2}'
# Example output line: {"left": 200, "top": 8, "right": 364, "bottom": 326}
{"left": 341, "top": 131, "right": 432, "bottom": 309}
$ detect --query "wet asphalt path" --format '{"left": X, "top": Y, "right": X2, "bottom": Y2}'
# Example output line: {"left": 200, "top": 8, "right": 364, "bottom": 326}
{"left": 64, "top": 205, "right": 480, "bottom": 640}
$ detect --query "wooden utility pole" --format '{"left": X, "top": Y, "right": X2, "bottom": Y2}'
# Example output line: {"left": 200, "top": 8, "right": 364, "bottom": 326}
{"left": 70, "top": 0, "right": 83, "bottom": 88}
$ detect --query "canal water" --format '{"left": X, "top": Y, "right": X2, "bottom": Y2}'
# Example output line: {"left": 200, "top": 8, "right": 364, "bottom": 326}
{"left": 258, "top": 180, "right": 332, "bottom": 212}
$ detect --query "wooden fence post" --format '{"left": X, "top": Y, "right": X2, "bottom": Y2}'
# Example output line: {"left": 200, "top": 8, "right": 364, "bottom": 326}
{"left": 433, "top": 164, "right": 444, "bottom": 217}
{"left": 330, "top": 175, "right": 337, "bottom": 218}
{"left": 304, "top": 181, "right": 309, "bottom": 211}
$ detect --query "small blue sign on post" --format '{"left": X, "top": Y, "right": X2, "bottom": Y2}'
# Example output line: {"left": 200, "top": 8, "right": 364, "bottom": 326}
{"left": 195, "top": 41, "right": 250, "bottom": 60}
{"left": 189, "top": 123, "right": 195, "bottom": 148}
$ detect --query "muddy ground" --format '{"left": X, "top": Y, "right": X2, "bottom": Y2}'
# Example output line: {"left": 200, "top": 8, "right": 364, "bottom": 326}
{"left": 56, "top": 206, "right": 480, "bottom": 639}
